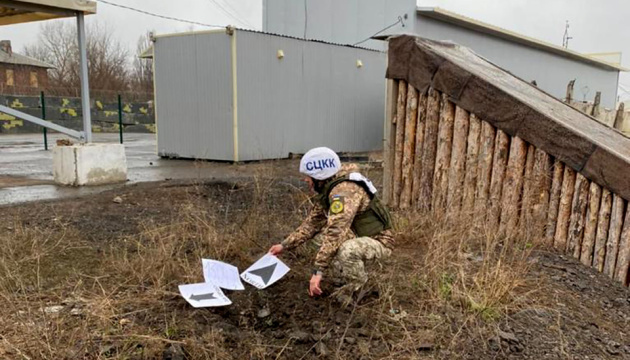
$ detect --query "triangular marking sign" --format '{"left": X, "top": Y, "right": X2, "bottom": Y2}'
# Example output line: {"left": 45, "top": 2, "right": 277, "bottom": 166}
{"left": 248, "top": 263, "right": 277, "bottom": 285}
{"left": 241, "top": 254, "right": 290, "bottom": 289}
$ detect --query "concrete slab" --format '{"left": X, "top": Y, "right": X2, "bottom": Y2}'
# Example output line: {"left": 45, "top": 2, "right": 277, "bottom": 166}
{"left": 53, "top": 143, "right": 128, "bottom": 185}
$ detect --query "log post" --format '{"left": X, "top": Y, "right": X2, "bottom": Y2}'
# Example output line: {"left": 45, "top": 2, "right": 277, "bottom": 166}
{"left": 498, "top": 136, "right": 528, "bottom": 237}
{"left": 545, "top": 159, "right": 564, "bottom": 244}
{"left": 392, "top": 81, "right": 408, "bottom": 207}
{"left": 604, "top": 195, "right": 625, "bottom": 278}
{"left": 593, "top": 189, "right": 612, "bottom": 272}
{"left": 411, "top": 93, "right": 427, "bottom": 208}
{"left": 591, "top": 91, "right": 601, "bottom": 118}
{"left": 487, "top": 130, "right": 510, "bottom": 233}
{"left": 399, "top": 84, "right": 419, "bottom": 209}
{"left": 461, "top": 114, "right": 481, "bottom": 216}
{"left": 519, "top": 145, "right": 536, "bottom": 232}
{"left": 531, "top": 149, "right": 552, "bottom": 238}
{"left": 554, "top": 166, "right": 576, "bottom": 250}
{"left": 446, "top": 106, "right": 470, "bottom": 215}
{"left": 567, "top": 174, "right": 590, "bottom": 258}
{"left": 473, "top": 120, "right": 496, "bottom": 223}
{"left": 613, "top": 102, "right": 625, "bottom": 131}
{"left": 614, "top": 207, "right": 630, "bottom": 286}
{"left": 432, "top": 94, "right": 455, "bottom": 213}
{"left": 565, "top": 79, "right": 575, "bottom": 103}
{"left": 382, "top": 79, "right": 399, "bottom": 205}
{"left": 580, "top": 182, "right": 602, "bottom": 266}
{"left": 418, "top": 88, "right": 441, "bottom": 211}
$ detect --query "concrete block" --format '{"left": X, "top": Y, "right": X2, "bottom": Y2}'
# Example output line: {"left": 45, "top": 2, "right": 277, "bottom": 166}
{"left": 53, "top": 143, "right": 128, "bottom": 186}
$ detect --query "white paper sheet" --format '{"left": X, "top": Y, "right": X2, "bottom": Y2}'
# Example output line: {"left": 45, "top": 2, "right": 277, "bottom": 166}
{"left": 349, "top": 172, "right": 378, "bottom": 194}
{"left": 178, "top": 282, "right": 232, "bottom": 308}
{"left": 202, "top": 259, "right": 245, "bottom": 290}
{"left": 240, "top": 254, "right": 290, "bottom": 289}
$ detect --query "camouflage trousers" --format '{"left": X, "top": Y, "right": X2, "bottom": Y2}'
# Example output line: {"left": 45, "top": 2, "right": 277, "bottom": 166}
{"left": 313, "top": 236, "right": 392, "bottom": 291}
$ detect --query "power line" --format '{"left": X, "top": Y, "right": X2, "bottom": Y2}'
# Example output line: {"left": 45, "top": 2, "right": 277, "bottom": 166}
{"left": 206, "top": 0, "right": 254, "bottom": 28}
{"left": 303, "top": 0, "right": 308, "bottom": 39}
{"left": 96, "top": 0, "right": 225, "bottom": 28}
{"left": 353, "top": 16, "right": 404, "bottom": 46}
{"left": 217, "top": 0, "right": 255, "bottom": 28}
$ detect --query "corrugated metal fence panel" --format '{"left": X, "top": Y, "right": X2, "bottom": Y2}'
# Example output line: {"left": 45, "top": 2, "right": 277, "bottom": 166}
{"left": 235, "top": 30, "right": 386, "bottom": 161}
{"left": 194, "top": 33, "right": 234, "bottom": 161}
{"left": 353, "top": 48, "right": 387, "bottom": 150}
{"left": 154, "top": 32, "right": 233, "bottom": 160}
{"left": 234, "top": 31, "right": 303, "bottom": 160}
{"left": 155, "top": 35, "right": 199, "bottom": 158}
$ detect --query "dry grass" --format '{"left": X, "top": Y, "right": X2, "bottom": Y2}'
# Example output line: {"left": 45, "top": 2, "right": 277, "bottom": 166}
{"left": 355, "top": 210, "right": 538, "bottom": 358}
{"left": 0, "top": 176, "right": 539, "bottom": 359}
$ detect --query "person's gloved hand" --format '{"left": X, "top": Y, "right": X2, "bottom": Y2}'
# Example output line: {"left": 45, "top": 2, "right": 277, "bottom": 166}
{"left": 268, "top": 244, "right": 284, "bottom": 256}
{"left": 309, "top": 273, "right": 322, "bottom": 297}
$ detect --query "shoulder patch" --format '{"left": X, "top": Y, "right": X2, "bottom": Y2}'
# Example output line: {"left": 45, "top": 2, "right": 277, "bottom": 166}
{"left": 330, "top": 196, "right": 345, "bottom": 214}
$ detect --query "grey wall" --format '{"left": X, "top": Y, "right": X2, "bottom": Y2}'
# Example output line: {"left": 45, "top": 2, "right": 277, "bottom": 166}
{"left": 153, "top": 30, "right": 387, "bottom": 161}
{"left": 261, "top": 3, "right": 620, "bottom": 108}
{"left": 415, "top": 16, "right": 620, "bottom": 108}
{"left": 154, "top": 32, "right": 234, "bottom": 160}
{"left": 236, "top": 30, "right": 386, "bottom": 161}
{"left": 262, "top": 0, "right": 416, "bottom": 50}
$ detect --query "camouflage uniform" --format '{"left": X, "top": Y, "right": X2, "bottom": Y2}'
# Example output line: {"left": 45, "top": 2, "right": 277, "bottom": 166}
{"left": 282, "top": 172, "right": 394, "bottom": 291}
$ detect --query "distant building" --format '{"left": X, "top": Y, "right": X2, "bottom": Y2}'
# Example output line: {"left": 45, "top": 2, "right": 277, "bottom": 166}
{"left": 263, "top": 0, "right": 625, "bottom": 108}
{"left": 0, "top": 40, "right": 52, "bottom": 94}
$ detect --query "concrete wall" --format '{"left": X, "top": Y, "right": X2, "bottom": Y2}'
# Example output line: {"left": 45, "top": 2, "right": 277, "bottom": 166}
{"left": 262, "top": 0, "right": 416, "bottom": 50}
{"left": 0, "top": 95, "right": 155, "bottom": 134}
{"left": 414, "top": 16, "right": 620, "bottom": 108}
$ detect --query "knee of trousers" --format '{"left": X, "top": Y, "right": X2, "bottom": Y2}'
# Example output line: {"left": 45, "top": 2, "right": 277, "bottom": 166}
{"left": 335, "top": 241, "right": 359, "bottom": 263}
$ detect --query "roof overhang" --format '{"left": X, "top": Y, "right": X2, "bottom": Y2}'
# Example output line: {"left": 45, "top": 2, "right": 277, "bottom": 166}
{"left": 0, "top": 0, "right": 96, "bottom": 26}
{"left": 417, "top": 7, "right": 628, "bottom": 72}
{"left": 139, "top": 45, "right": 153, "bottom": 59}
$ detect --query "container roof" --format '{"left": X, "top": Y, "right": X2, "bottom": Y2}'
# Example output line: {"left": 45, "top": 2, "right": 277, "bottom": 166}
{"left": 416, "top": 7, "right": 627, "bottom": 72}
{"left": 0, "top": 0, "right": 96, "bottom": 26}
{"left": 140, "top": 27, "right": 383, "bottom": 59}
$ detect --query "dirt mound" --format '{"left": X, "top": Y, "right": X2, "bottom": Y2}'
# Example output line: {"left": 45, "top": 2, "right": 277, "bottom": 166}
{"left": 0, "top": 178, "right": 629, "bottom": 359}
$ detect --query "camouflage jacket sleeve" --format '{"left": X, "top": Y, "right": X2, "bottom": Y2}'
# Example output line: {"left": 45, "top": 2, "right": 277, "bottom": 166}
{"left": 314, "top": 182, "right": 366, "bottom": 272}
{"left": 281, "top": 202, "right": 327, "bottom": 250}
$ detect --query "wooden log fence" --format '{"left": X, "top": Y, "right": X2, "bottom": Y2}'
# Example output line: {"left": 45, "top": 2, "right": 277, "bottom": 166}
{"left": 383, "top": 80, "right": 630, "bottom": 287}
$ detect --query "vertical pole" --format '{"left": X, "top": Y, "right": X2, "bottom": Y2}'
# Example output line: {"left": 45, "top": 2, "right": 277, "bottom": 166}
{"left": 40, "top": 91, "right": 47, "bottom": 151}
{"left": 118, "top": 94, "right": 123, "bottom": 144}
{"left": 229, "top": 27, "right": 239, "bottom": 162}
{"left": 77, "top": 12, "right": 92, "bottom": 142}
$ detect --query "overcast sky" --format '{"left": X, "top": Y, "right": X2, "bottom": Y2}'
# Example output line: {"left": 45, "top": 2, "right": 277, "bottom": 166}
{"left": 2, "top": 0, "right": 629, "bottom": 100}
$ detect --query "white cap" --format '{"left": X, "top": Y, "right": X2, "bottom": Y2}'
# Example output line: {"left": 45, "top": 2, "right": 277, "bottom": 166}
{"left": 299, "top": 147, "right": 341, "bottom": 180}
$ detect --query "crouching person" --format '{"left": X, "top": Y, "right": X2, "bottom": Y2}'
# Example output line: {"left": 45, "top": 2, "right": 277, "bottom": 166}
{"left": 268, "top": 147, "right": 394, "bottom": 304}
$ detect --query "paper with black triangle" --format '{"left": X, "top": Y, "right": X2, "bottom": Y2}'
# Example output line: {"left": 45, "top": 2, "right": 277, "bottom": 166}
{"left": 241, "top": 254, "right": 290, "bottom": 289}
{"left": 178, "top": 282, "right": 232, "bottom": 308}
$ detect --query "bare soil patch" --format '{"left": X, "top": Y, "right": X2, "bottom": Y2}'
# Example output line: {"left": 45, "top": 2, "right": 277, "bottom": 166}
{"left": 0, "top": 173, "right": 628, "bottom": 359}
